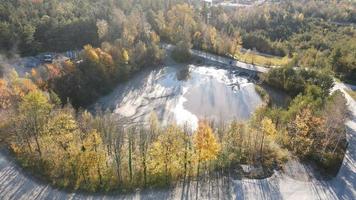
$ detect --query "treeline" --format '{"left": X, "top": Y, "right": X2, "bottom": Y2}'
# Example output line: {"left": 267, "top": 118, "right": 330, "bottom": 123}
{"left": 147, "top": 3, "right": 242, "bottom": 62}
{"left": 208, "top": 1, "right": 356, "bottom": 80}
{"left": 263, "top": 67, "right": 334, "bottom": 97}
{"left": 0, "top": 0, "right": 100, "bottom": 55}
{"left": 0, "top": 0, "right": 351, "bottom": 192}
{"left": 0, "top": 70, "right": 348, "bottom": 191}
{"left": 291, "top": 0, "right": 356, "bottom": 23}
{"left": 2, "top": 81, "right": 289, "bottom": 191}
{"left": 1, "top": 0, "right": 355, "bottom": 81}
{"left": 0, "top": 0, "right": 191, "bottom": 56}
{"left": 30, "top": 34, "right": 163, "bottom": 107}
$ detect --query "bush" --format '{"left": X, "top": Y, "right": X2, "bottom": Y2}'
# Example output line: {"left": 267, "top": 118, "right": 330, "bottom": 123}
{"left": 315, "top": 152, "right": 345, "bottom": 175}
{"left": 171, "top": 40, "right": 192, "bottom": 63}
{"left": 263, "top": 67, "right": 333, "bottom": 97}
{"left": 255, "top": 85, "right": 270, "bottom": 104}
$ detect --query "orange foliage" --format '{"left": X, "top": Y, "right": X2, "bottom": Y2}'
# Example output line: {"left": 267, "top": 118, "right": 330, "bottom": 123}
{"left": 31, "top": 68, "right": 38, "bottom": 78}
{"left": 46, "top": 64, "right": 61, "bottom": 79}
{"left": 0, "top": 79, "right": 11, "bottom": 109}
{"left": 0, "top": 78, "right": 37, "bottom": 109}
{"left": 63, "top": 60, "right": 76, "bottom": 73}
{"left": 95, "top": 49, "right": 114, "bottom": 66}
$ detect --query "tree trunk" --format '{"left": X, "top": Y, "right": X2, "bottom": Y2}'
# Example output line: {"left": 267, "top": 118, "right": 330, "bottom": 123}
{"left": 114, "top": 144, "right": 121, "bottom": 184}
{"left": 196, "top": 154, "right": 200, "bottom": 200}
{"left": 260, "top": 131, "right": 265, "bottom": 162}
{"left": 128, "top": 135, "right": 133, "bottom": 182}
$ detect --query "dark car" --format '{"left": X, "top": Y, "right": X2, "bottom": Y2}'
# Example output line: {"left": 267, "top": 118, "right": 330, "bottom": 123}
{"left": 43, "top": 54, "right": 53, "bottom": 63}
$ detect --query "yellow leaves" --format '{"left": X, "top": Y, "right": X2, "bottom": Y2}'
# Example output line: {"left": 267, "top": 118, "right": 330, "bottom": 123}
{"left": 17, "top": 91, "right": 51, "bottom": 153}
{"left": 221, "top": 122, "right": 245, "bottom": 163}
{"left": 295, "top": 112, "right": 310, "bottom": 137}
{"left": 20, "top": 90, "right": 49, "bottom": 108}
{"left": 83, "top": 44, "right": 115, "bottom": 68}
{"left": 289, "top": 107, "right": 326, "bottom": 157}
{"left": 193, "top": 121, "right": 220, "bottom": 162}
{"left": 150, "top": 31, "right": 160, "bottom": 44}
{"left": 167, "top": 4, "right": 196, "bottom": 43}
{"left": 63, "top": 60, "right": 76, "bottom": 73}
{"left": 148, "top": 125, "right": 186, "bottom": 176}
{"left": 148, "top": 142, "right": 165, "bottom": 174}
{"left": 0, "top": 77, "right": 38, "bottom": 109}
{"left": 296, "top": 13, "right": 304, "bottom": 22}
{"left": 193, "top": 31, "right": 202, "bottom": 40}
{"left": 44, "top": 112, "right": 79, "bottom": 151}
{"left": 22, "top": 78, "right": 37, "bottom": 91}
{"left": 261, "top": 117, "right": 277, "bottom": 138}
{"left": 100, "top": 51, "right": 114, "bottom": 66}
{"left": 84, "top": 45, "right": 100, "bottom": 63}
{"left": 294, "top": 108, "right": 325, "bottom": 137}
{"left": 83, "top": 129, "right": 103, "bottom": 151}
{"left": 205, "top": 26, "right": 218, "bottom": 50}
{"left": 10, "top": 143, "right": 22, "bottom": 155}
{"left": 121, "top": 49, "right": 129, "bottom": 64}
{"left": 0, "top": 79, "right": 11, "bottom": 109}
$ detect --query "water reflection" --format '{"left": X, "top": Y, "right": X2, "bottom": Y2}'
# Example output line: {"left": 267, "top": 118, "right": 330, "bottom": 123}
{"left": 96, "top": 64, "right": 263, "bottom": 129}
{"left": 176, "top": 65, "right": 191, "bottom": 81}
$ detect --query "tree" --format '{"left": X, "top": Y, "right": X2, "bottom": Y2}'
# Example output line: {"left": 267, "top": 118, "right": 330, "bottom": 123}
{"left": 96, "top": 19, "right": 108, "bottom": 40}
{"left": 121, "top": 49, "right": 130, "bottom": 64}
{"left": 84, "top": 45, "right": 100, "bottom": 63}
{"left": 288, "top": 107, "right": 325, "bottom": 158}
{"left": 139, "top": 127, "right": 150, "bottom": 186}
{"left": 18, "top": 90, "right": 53, "bottom": 157}
{"left": 148, "top": 125, "right": 186, "bottom": 185}
{"left": 221, "top": 122, "right": 245, "bottom": 167}
{"left": 80, "top": 129, "right": 108, "bottom": 190}
{"left": 260, "top": 117, "right": 277, "bottom": 160}
{"left": 193, "top": 121, "right": 220, "bottom": 199}
{"left": 172, "top": 38, "right": 192, "bottom": 62}
{"left": 127, "top": 128, "right": 135, "bottom": 183}
{"left": 194, "top": 121, "right": 220, "bottom": 163}
{"left": 166, "top": 4, "right": 197, "bottom": 43}
{"left": 0, "top": 79, "right": 11, "bottom": 109}
{"left": 41, "top": 111, "right": 80, "bottom": 186}
{"left": 321, "top": 91, "right": 348, "bottom": 154}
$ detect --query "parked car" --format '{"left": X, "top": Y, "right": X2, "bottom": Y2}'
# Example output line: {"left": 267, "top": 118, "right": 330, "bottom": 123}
{"left": 43, "top": 54, "right": 53, "bottom": 63}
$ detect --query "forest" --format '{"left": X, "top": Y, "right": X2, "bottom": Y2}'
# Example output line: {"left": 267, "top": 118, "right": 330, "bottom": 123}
{"left": 0, "top": 67, "right": 347, "bottom": 191}
{"left": 1, "top": 0, "right": 356, "bottom": 81}
{"left": 0, "top": 0, "right": 353, "bottom": 193}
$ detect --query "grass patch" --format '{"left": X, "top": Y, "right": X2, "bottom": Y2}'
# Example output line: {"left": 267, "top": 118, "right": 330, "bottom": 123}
{"left": 234, "top": 50, "right": 291, "bottom": 67}
{"left": 346, "top": 89, "right": 356, "bottom": 100}
{"left": 255, "top": 85, "right": 270, "bottom": 104}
